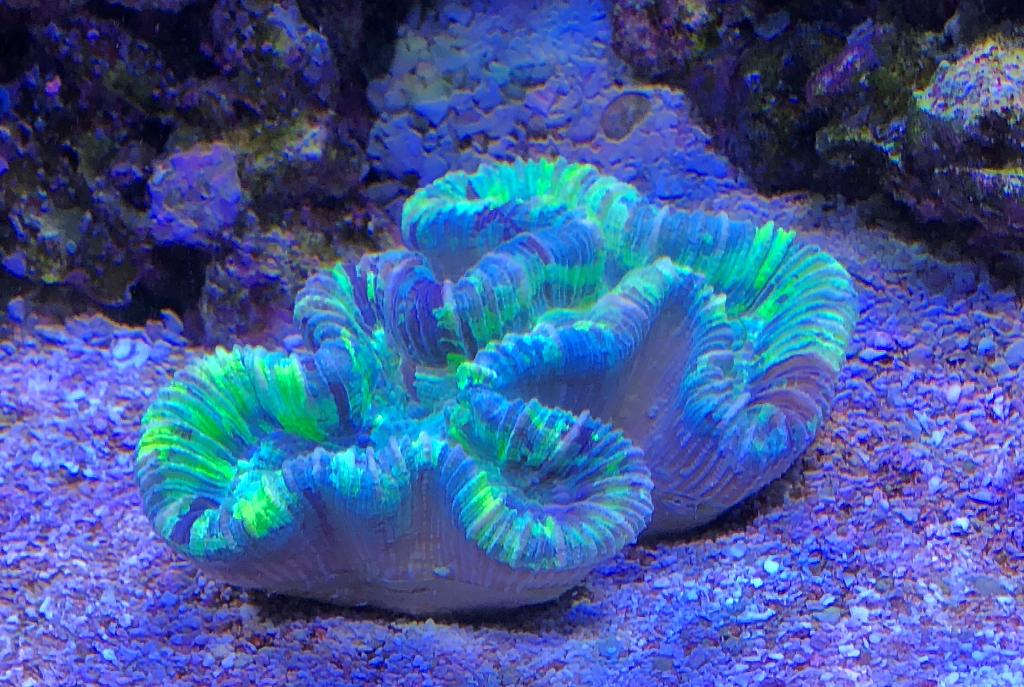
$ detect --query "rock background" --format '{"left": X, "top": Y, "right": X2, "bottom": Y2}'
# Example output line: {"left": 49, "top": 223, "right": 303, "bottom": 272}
{"left": 6, "top": 0, "right": 1024, "bottom": 342}
{"left": 611, "top": 0, "right": 1024, "bottom": 249}
{"left": 0, "top": 0, "right": 408, "bottom": 343}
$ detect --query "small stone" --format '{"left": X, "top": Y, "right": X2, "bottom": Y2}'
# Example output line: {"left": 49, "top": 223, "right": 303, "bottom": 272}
{"left": 726, "top": 543, "right": 747, "bottom": 559}
{"left": 895, "top": 332, "right": 917, "bottom": 348}
{"left": 849, "top": 605, "right": 869, "bottom": 623}
{"left": 814, "top": 606, "right": 842, "bottom": 624}
{"left": 111, "top": 338, "right": 133, "bottom": 361}
{"left": 1005, "top": 340, "right": 1024, "bottom": 369}
{"left": 907, "top": 344, "right": 933, "bottom": 366}
{"left": 956, "top": 418, "right": 977, "bottom": 435}
{"left": 414, "top": 99, "right": 451, "bottom": 126}
{"left": 597, "top": 638, "right": 621, "bottom": 658}
{"left": 2, "top": 251, "right": 27, "bottom": 278}
{"left": 969, "top": 489, "right": 998, "bottom": 505}
{"left": 952, "top": 516, "right": 970, "bottom": 533}
{"left": 129, "top": 341, "right": 152, "bottom": 367}
{"left": 148, "top": 341, "right": 173, "bottom": 363}
{"left": 735, "top": 608, "right": 776, "bottom": 624}
{"left": 943, "top": 383, "right": 961, "bottom": 404}
{"left": 600, "top": 92, "right": 652, "bottom": 141}
{"left": 762, "top": 558, "right": 781, "bottom": 575}
{"left": 653, "top": 656, "right": 674, "bottom": 671}
{"left": 858, "top": 347, "right": 888, "bottom": 362}
{"left": 970, "top": 574, "right": 1007, "bottom": 596}
{"left": 160, "top": 309, "right": 184, "bottom": 334}
{"left": 896, "top": 507, "right": 919, "bottom": 524}
{"left": 6, "top": 296, "right": 26, "bottom": 323}
{"left": 868, "top": 331, "right": 894, "bottom": 350}
{"left": 38, "top": 597, "right": 53, "bottom": 620}
{"left": 992, "top": 397, "right": 1006, "bottom": 420}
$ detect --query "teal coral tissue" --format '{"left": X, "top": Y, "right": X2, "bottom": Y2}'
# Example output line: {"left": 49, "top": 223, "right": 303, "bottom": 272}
{"left": 136, "top": 157, "right": 857, "bottom": 614}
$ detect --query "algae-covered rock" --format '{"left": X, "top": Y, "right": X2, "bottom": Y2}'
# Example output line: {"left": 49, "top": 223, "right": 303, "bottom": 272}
{"left": 899, "top": 35, "right": 1024, "bottom": 239}
{"left": 0, "top": 0, "right": 375, "bottom": 333}
{"left": 610, "top": 0, "right": 1024, "bottom": 245}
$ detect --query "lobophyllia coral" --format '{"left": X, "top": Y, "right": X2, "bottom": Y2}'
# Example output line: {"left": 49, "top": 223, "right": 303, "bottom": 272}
{"left": 136, "top": 158, "right": 856, "bottom": 614}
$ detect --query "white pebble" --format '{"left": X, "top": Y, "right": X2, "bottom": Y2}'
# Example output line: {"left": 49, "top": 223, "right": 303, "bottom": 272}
{"left": 111, "top": 338, "right": 132, "bottom": 361}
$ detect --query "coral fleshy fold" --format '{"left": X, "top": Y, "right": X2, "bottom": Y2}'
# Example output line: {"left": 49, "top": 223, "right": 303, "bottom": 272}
{"left": 399, "top": 158, "right": 856, "bottom": 534}
{"left": 137, "top": 157, "right": 855, "bottom": 613}
{"left": 137, "top": 346, "right": 652, "bottom": 614}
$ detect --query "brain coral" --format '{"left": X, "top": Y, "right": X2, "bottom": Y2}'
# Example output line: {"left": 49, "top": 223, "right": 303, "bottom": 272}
{"left": 136, "top": 158, "right": 856, "bottom": 613}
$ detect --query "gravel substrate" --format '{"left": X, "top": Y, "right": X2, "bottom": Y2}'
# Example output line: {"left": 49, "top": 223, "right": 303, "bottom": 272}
{"left": 2, "top": 216, "right": 1024, "bottom": 686}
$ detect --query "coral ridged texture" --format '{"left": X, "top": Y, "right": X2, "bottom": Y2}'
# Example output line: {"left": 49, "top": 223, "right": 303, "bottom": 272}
{"left": 398, "top": 158, "right": 857, "bottom": 534}
{"left": 136, "top": 158, "right": 856, "bottom": 613}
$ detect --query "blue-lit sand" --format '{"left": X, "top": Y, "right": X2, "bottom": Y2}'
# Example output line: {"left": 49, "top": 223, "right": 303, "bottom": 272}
{"left": 3, "top": 205, "right": 1023, "bottom": 685}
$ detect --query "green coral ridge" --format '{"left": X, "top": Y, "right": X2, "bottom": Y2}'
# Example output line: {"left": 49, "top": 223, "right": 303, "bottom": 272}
{"left": 397, "top": 159, "right": 856, "bottom": 534}
{"left": 136, "top": 157, "right": 856, "bottom": 613}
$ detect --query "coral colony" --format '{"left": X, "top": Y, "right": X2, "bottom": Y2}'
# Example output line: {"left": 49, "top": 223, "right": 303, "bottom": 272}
{"left": 136, "top": 158, "right": 856, "bottom": 614}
